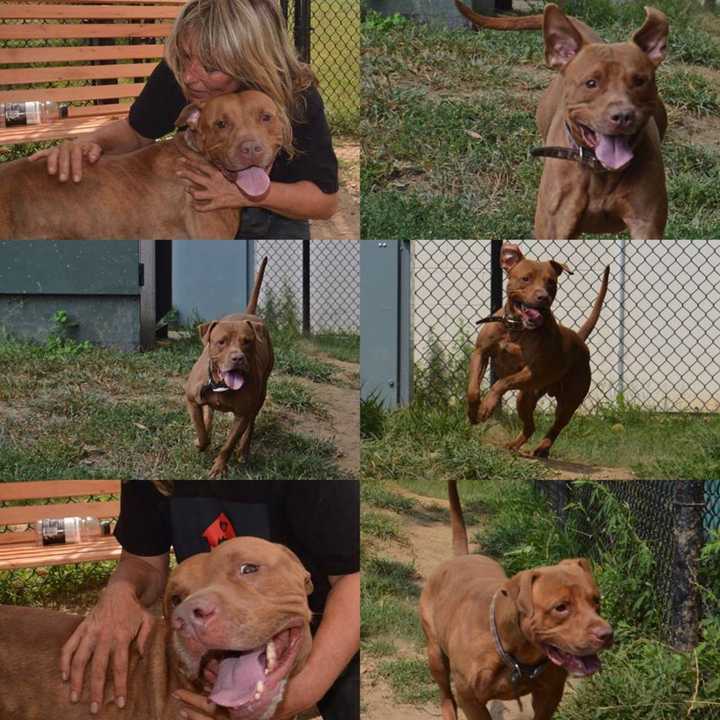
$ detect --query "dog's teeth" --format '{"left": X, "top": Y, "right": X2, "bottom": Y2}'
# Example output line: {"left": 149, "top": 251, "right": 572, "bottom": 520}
{"left": 266, "top": 639, "right": 276, "bottom": 671}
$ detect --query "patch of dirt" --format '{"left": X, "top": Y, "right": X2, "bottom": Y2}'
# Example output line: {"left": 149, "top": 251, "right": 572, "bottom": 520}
{"left": 272, "top": 352, "right": 359, "bottom": 476}
{"left": 545, "top": 459, "right": 636, "bottom": 481}
{"left": 311, "top": 139, "right": 359, "bottom": 241}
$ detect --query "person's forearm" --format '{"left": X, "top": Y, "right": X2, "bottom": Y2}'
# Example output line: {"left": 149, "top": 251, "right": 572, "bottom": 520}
{"left": 288, "top": 572, "right": 360, "bottom": 712}
{"left": 253, "top": 181, "right": 338, "bottom": 220}
{"left": 85, "top": 118, "right": 152, "bottom": 155}
{"left": 106, "top": 551, "right": 169, "bottom": 607}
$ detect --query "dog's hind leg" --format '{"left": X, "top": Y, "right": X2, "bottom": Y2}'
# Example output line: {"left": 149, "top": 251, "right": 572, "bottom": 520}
{"left": 507, "top": 389, "right": 540, "bottom": 452}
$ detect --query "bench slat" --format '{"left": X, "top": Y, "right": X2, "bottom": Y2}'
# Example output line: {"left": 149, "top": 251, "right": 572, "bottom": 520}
{"left": 0, "top": 111, "right": 128, "bottom": 144}
{"left": 0, "top": 22, "right": 174, "bottom": 41}
{"left": 0, "top": 536, "right": 121, "bottom": 570}
{"left": 0, "top": 44, "right": 165, "bottom": 64}
{"left": 0, "top": 480, "right": 121, "bottom": 502}
{"left": 0, "top": 62, "right": 159, "bottom": 86}
{"left": 0, "top": 501, "right": 120, "bottom": 526}
{"left": 0, "top": 82, "right": 144, "bottom": 104}
{"left": 37, "top": 0, "right": 184, "bottom": 4}
{"left": 0, "top": 4, "right": 180, "bottom": 20}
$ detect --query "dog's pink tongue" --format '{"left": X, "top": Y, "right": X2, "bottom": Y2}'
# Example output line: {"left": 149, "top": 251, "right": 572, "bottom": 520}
{"left": 524, "top": 308, "right": 542, "bottom": 323}
{"left": 210, "top": 651, "right": 265, "bottom": 707}
{"left": 235, "top": 167, "right": 271, "bottom": 199}
{"left": 221, "top": 370, "right": 245, "bottom": 391}
{"left": 595, "top": 134, "right": 633, "bottom": 170}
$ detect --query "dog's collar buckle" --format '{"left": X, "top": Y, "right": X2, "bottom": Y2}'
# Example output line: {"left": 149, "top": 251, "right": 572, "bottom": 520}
{"left": 201, "top": 362, "right": 230, "bottom": 397}
{"left": 490, "top": 590, "right": 548, "bottom": 687}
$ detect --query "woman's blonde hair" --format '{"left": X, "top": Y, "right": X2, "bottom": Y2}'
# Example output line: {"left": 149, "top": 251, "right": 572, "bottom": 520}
{"left": 165, "top": 0, "right": 315, "bottom": 121}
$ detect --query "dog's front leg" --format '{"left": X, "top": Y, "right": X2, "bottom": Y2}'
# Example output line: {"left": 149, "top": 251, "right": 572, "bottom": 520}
{"left": 467, "top": 347, "right": 491, "bottom": 424}
{"left": 187, "top": 399, "right": 211, "bottom": 451}
{"left": 209, "top": 414, "right": 251, "bottom": 478}
{"left": 478, "top": 366, "right": 533, "bottom": 421}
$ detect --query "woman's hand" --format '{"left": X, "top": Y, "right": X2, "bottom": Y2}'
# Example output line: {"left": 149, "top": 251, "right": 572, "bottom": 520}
{"left": 60, "top": 584, "right": 156, "bottom": 714}
{"left": 173, "top": 689, "right": 218, "bottom": 720}
{"left": 176, "top": 157, "right": 251, "bottom": 212}
{"left": 29, "top": 140, "right": 103, "bottom": 183}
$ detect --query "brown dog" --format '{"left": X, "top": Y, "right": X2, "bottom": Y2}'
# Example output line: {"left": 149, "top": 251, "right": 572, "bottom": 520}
{"left": 419, "top": 481, "right": 613, "bottom": 720}
{"left": 455, "top": 1, "right": 669, "bottom": 239}
{"left": 0, "top": 90, "right": 291, "bottom": 239}
{"left": 185, "top": 256, "right": 274, "bottom": 478}
{"left": 0, "top": 536, "right": 313, "bottom": 720}
{"left": 467, "top": 243, "right": 609, "bottom": 458}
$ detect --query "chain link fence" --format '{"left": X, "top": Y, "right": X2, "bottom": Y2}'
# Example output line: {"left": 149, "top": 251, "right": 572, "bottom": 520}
{"left": 535, "top": 480, "right": 719, "bottom": 643}
{"left": 283, "top": 0, "right": 359, "bottom": 134}
{"left": 255, "top": 240, "right": 360, "bottom": 335}
{"left": 413, "top": 240, "right": 720, "bottom": 412}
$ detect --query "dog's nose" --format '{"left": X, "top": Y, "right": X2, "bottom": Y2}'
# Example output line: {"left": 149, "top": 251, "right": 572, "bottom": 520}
{"left": 229, "top": 351, "right": 245, "bottom": 364}
{"left": 610, "top": 108, "right": 636, "bottom": 129}
{"left": 534, "top": 290, "right": 549, "bottom": 304}
{"left": 188, "top": 599, "right": 217, "bottom": 625}
{"left": 239, "top": 139, "right": 265, "bottom": 163}
{"left": 593, "top": 624, "right": 614, "bottom": 646}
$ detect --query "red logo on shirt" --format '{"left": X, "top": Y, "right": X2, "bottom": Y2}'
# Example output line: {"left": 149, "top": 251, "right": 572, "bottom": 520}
{"left": 203, "top": 513, "right": 237, "bottom": 548}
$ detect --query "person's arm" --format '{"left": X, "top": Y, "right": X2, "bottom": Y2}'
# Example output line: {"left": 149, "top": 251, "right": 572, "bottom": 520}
{"left": 175, "top": 157, "right": 338, "bottom": 220}
{"left": 60, "top": 550, "right": 169, "bottom": 714}
{"left": 174, "top": 571, "right": 360, "bottom": 720}
{"left": 29, "top": 118, "right": 153, "bottom": 182}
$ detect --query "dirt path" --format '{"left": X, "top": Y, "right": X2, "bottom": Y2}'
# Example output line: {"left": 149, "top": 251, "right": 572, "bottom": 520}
{"left": 310, "top": 140, "right": 359, "bottom": 241}
{"left": 363, "top": 486, "right": 565, "bottom": 720}
{"left": 273, "top": 352, "right": 359, "bottom": 475}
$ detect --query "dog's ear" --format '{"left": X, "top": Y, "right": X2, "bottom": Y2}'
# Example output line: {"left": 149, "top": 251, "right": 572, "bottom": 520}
{"left": 505, "top": 569, "right": 540, "bottom": 618}
{"left": 198, "top": 321, "right": 217, "bottom": 345}
{"left": 245, "top": 319, "right": 266, "bottom": 342}
{"left": 560, "top": 557, "right": 593, "bottom": 576}
{"left": 176, "top": 102, "right": 203, "bottom": 130}
{"left": 543, "top": 4, "right": 585, "bottom": 70}
{"left": 500, "top": 243, "right": 524, "bottom": 274}
{"left": 632, "top": 7, "right": 668, "bottom": 67}
{"left": 550, "top": 260, "right": 573, "bottom": 276}
{"left": 304, "top": 571, "right": 314, "bottom": 595}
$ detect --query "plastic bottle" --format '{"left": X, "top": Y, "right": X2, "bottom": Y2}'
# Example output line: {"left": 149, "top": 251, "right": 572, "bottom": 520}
{"left": 0, "top": 101, "right": 69, "bottom": 128}
{"left": 34, "top": 516, "right": 113, "bottom": 546}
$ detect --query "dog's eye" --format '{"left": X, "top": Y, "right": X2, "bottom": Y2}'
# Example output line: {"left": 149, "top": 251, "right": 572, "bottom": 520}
{"left": 632, "top": 75, "right": 646, "bottom": 87}
{"left": 170, "top": 594, "right": 183, "bottom": 607}
{"left": 260, "top": 112, "right": 273, "bottom": 124}
{"left": 554, "top": 603, "right": 569, "bottom": 614}
{"left": 240, "top": 563, "right": 259, "bottom": 575}
{"left": 521, "top": 275, "right": 530, "bottom": 282}
{"left": 217, "top": 338, "right": 226, "bottom": 346}
{"left": 215, "top": 119, "right": 227, "bottom": 129}
{"left": 585, "top": 78, "right": 598, "bottom": 89}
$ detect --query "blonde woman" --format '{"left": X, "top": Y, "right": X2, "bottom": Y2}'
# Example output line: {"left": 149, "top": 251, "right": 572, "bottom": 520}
{"left": 32, "top": 0, "right": 338, "bottom": 239}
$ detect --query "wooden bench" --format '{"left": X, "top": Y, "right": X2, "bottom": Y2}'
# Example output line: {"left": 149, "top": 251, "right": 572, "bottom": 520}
{"left": 0, "top": 480, "right": 122, "bottom": 570}
{"left": 0, "top": 0, "right": 184, "bottom": 146}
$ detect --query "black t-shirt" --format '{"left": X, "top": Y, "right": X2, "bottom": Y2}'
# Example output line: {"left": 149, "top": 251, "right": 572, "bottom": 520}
{"left": 114, "top": 480, "right": 359, "bottom": 617}
{"left": 128, "top": 61, "right": 339, "bottom": 194}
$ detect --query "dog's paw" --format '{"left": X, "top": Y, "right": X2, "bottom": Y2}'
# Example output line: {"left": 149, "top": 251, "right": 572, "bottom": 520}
{"left": 208, "top": 457, "right": 228, "bottom": 478}
{"left": 532, "top": 444, "right": 551, "bottom": 459}
{"left": 478, "top": 397, "right": 497, "bottom": 421}
{"left": 194, "top": 437, "right": 209, "bottom": 451}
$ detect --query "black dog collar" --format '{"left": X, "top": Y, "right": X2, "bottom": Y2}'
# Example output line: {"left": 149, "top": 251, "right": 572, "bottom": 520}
{"left": 489, "top": 590, "right": 548, "bottom": 686}
{"left": 200, "top": 361, "right": 230, "bottom": 397}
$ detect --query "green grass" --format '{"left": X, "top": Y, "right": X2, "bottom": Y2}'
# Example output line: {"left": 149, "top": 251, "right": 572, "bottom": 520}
{"left": 362, "top": 402, "right": 549, "bottom": 485}
{"left": 301, "top": 332, "right": 360, "bottom": 364}
{"left": 361, "top": 1, "right": 720, "bottom": 238}
{"left": 0, "top": 333, "right": 354, "bottom": 480}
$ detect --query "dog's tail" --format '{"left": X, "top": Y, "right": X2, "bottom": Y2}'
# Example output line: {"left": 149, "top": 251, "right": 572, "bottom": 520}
{"left": 448, "top": 480, "right": 469, "bottom": 557}
{"left": 245, "top": 256, "right": 268, "bottom": 316}
{"left": 577, "top": 266, "right": 610, "bottom": 342}
{"left": 455, "top": 0, "right": 544, "bottom": 31}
